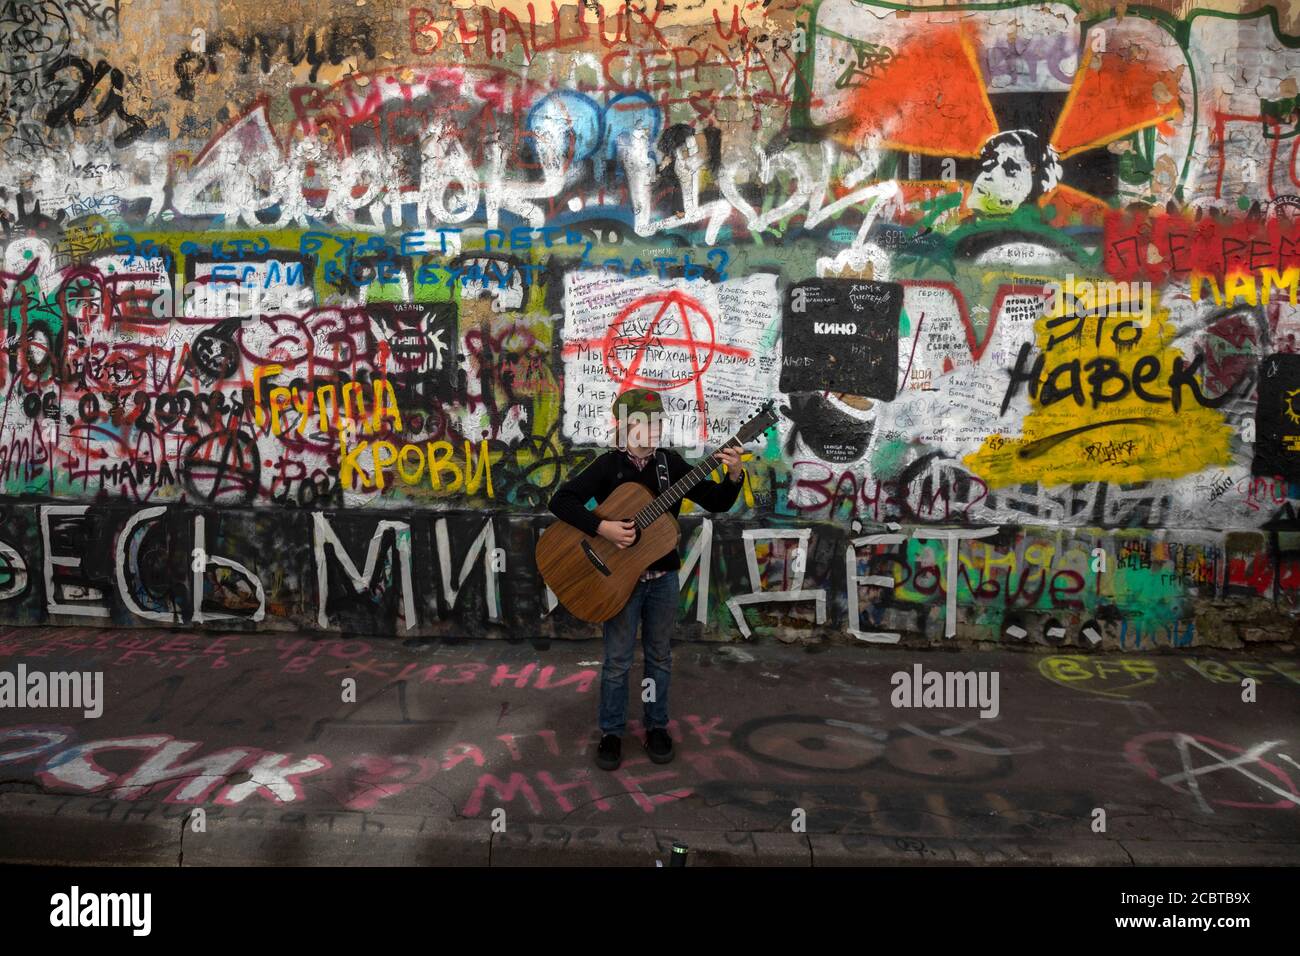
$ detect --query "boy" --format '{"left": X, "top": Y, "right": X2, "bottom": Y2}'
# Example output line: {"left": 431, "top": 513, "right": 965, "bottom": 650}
{"left": 548, "top": 388, "right": 745, "bottom": 770}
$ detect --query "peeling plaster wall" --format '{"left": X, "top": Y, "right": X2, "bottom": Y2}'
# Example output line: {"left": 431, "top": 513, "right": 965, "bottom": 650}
{"left": 1, "top": 0, "right": 1300, "bottom": 650}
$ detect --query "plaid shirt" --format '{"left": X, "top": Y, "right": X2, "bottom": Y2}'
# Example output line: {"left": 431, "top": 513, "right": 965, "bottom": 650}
{"left": 624, "top": 449, "right": 668, "bottom": 582}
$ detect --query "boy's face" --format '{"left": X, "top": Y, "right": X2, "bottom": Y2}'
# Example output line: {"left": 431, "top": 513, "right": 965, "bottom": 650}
{"left": 618, "top": 410, "right": 662, "bottom": 453}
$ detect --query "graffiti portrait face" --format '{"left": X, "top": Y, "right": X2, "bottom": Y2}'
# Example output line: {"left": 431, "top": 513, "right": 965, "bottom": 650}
{"left": 972, "top": 140, "right": 1035, "bottom": 214}
{"left": 969, "top": 130, "right": 1063, "bottom": 217}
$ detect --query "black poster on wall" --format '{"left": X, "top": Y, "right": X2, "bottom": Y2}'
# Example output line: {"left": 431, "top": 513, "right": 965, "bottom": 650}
{"left": 370, "top": 302, "right": 459, "bottom": 398}
{"left": 1253, "top": 353, "right": 1300, "bottom": 480}
{"left": 779, "top": 278, "right": 903, "bottom": 400}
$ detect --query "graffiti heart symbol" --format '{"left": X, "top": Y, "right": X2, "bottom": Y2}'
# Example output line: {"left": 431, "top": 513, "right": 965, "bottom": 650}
{"left": 718, "top": 144, "right": 815, "bottom": 235}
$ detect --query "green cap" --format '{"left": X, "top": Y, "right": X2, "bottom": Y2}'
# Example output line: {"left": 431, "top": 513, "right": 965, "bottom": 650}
{"left": 611, "top": 388, "right": 663, "bottom": 418}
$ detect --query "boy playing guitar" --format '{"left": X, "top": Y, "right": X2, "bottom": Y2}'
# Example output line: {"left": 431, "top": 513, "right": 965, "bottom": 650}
{"left": 547, "top": 388, "right": 746, "bottom": 770}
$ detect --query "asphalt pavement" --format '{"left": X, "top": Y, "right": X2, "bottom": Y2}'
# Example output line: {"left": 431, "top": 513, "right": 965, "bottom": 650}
{"left": 0, "top": 626, "right": 1297, "bottom": 866}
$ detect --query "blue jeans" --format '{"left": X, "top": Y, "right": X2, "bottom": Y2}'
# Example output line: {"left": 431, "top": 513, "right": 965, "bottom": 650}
{"left": 599, "top": 571, "right": 679, "bottom": 735}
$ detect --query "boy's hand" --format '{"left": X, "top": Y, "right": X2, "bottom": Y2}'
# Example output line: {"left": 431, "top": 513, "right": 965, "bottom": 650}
{"left": 718, "top": 445, "right": 744, "bottom": 481}
{"left": 598, "top": 518, "right": 636, "bottom": 548}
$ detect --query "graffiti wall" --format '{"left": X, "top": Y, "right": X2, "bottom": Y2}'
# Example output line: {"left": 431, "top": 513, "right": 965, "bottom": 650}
{"left": 2, "top": 0, "right": 1300, "bottom": 648}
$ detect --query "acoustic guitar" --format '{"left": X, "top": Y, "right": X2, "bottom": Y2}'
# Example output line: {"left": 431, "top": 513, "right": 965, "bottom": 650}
{"left": 536, "top": 402, "right": 779, "bottom": 622}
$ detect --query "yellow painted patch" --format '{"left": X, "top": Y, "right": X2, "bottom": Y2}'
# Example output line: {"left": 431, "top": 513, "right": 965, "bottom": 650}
{"left": 964, "top": 280, "right": 1233, "bottom": 488}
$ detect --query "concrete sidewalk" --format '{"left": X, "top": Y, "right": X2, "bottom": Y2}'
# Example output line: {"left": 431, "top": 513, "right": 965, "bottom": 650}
{"left": 0, "top": 626, "right": 1297, "bottom": 866}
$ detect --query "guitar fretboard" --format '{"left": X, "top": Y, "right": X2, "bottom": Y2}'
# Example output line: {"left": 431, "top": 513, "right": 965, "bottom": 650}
{"left": 632, "top": 436, "right": 743, "bottom": 529}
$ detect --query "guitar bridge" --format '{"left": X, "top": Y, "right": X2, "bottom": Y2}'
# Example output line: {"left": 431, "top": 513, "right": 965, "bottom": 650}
{"left": 582, "top": 540, "right": 612, "bottom": 576}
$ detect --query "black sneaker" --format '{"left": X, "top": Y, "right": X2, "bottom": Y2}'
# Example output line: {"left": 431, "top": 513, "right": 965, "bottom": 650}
{"left": 596, "top": 734, "right": 622, "bottom": 771}
{"left": 645, "top": 727, "right": 674, "bottom": 764}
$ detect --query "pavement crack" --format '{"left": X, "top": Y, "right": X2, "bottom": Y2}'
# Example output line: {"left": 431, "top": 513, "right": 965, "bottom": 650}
{"left": 1115, "top": 840, "right": 1136, "bottom": 866}
{"left": 421, "top": 781, "right": 472, "bottom": 821}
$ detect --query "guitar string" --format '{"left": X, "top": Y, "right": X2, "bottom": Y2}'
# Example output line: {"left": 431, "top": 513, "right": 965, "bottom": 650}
{"left": 631, "top": 417, "right": 767, "bottom": 529}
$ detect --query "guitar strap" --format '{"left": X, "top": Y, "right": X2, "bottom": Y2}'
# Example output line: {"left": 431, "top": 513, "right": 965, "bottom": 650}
{"left": 654, "top": 448, "right": 671, "bottom": 495}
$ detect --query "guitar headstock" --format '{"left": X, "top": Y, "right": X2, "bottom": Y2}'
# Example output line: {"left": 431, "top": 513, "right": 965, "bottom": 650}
{"left": 736, "top": 400, "right": 779, "bottom": 443}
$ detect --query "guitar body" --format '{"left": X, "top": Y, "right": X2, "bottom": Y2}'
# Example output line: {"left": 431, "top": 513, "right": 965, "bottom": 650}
{"left": 535, "top": 482, "right": 680, "bottom": 623}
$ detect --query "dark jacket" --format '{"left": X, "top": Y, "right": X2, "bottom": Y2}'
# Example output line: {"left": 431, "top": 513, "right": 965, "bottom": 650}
{"left": 547, "top": 448, "right": 743, "bottom": 572}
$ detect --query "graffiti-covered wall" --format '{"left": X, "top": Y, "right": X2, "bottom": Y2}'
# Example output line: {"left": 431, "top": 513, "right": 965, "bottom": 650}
{"left": 3, "top": 0, "right": 1300, "bottom": 649}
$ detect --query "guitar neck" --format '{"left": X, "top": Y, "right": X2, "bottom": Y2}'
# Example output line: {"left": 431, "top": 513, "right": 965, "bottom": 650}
{"left": 633, "top": 436, "right": 742, "bottom": 529}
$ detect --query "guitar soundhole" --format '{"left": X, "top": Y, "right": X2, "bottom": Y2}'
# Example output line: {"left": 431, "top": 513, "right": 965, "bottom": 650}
{"left": 581, "top": 540, "right": 612, "bottom": 576}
